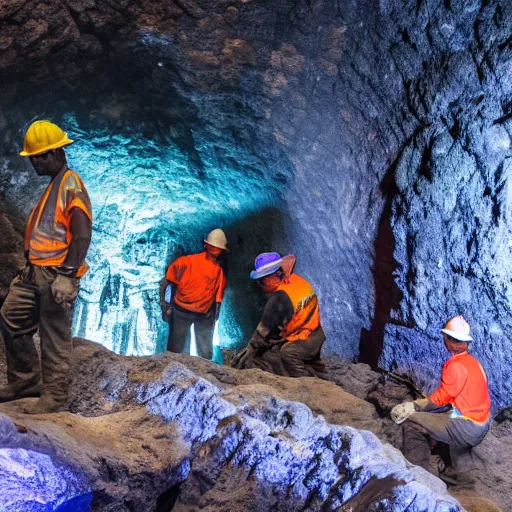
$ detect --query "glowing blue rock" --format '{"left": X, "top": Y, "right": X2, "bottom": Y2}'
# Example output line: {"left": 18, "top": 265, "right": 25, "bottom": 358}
{"left": 0, "top": 416, "right": 91, "bottom": 512}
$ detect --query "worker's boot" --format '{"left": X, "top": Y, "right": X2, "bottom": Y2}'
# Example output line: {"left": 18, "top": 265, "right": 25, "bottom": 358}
{"left": 23, "top": 392, "right": 67, "bottom": 414}
{"left": 0, "top": 374, "right": 41, "bottom": 403}
{"left": 23, "top": 364, "right": 69, "bottom": 414}
{"left": 0, "top": 327, "right": 41, "bottom": 403}
{"left": 23, "top": 356, "right": 70, "bottom": 414}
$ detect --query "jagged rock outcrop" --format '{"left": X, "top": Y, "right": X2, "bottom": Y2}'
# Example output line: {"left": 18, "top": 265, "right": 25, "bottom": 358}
{"left": 0, "top": 339, "right": 472, "bottom": 512}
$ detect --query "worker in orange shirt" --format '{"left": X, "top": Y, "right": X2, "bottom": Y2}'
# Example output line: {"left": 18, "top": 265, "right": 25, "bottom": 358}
{"left": 391, "top": 316, "right": 491, "bottom": 479}
{"left": 0, "top": 120, "right": 92, "bottom": 414}
{"left": 233, "top": 252, "right": 326, "bottom": 377}
{"left": 161, "top": 229, "right": 228, "bottom": 360}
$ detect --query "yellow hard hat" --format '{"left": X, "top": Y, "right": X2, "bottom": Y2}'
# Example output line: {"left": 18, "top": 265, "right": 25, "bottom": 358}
{"left": 20, "top": 120, "right": 74, "bottom": 157}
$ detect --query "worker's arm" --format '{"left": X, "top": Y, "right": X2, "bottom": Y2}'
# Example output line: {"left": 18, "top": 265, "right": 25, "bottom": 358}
{"left": 430, "top": 361, "right": 468, "bottom": 406}
{"left": 58, "top": 208, "right": 92, "bottom": 277}
{"left": 159, "top": 277, "right": 177, "bottom": 322}
{"left": 51, "top": 208, "right": 92, "bottom": 304}
{"left": 248, "top": 291, "right": 294, "bottom": 349}
{"left": 212, "top": 268, "right": 227, "bottom": 321}
{"left": 159, "top": 278, "right": 170, "bottom": 306}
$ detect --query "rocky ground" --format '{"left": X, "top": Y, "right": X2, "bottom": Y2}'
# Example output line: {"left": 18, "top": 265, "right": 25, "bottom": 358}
{"left": 0, "top": 339, "right": 510, "bottom": 511}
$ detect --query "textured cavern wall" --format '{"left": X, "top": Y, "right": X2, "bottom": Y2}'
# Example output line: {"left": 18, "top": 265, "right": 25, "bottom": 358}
{"left": 373, "top": 1, "right": 512, "bottom": 411}
{"left": 0, "top": 0, "right": 512, "bottom": 408}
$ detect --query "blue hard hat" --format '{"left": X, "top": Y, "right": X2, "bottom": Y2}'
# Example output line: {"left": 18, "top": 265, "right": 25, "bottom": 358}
{"left": 250, "top": 252, "right": 283, "bottom": 280}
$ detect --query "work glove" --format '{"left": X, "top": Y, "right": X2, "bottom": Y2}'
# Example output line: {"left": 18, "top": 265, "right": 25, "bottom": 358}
{"left": 390, "top": 401, "right": 416, "bottom": 424}
{"left": 51, "top": 274, "right": 78, "bottom": 305}
{"left": 412, "top": 398, "right": 430, "bottom": 412}
{"left": 248, "top": 322, "right": 271, "bottom": 350}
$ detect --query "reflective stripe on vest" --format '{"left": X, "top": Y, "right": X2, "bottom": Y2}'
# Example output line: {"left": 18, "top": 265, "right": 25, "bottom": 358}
{"left": 25, "top": 168, "right": 92, "bottom": 276}
{"left": 277, "top": 274, "right": 320, "bottom": 342}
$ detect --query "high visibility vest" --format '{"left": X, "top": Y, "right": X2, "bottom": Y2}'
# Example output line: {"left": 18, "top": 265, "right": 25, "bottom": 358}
{"left": 24, "top": 168, "right": 92, "bottom": 277}
{"left": 277, "top": 274, "right": 320, "bottom": 342}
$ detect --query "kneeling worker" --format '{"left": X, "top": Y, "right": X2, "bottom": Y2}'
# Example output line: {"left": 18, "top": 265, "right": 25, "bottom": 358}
{"left": 161, "top": 229, "right": 227, "bottom": 360}
{"left": 391, "top": 315, "right": 491, "bottom": 477}
{"left": 233, "top": 252, "right": 326, "bottom": 377}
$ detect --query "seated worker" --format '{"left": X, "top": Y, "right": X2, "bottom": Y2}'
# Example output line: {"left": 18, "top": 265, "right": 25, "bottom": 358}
{"left": 160, "top": 229, "right": 227, "bottom": 360}
{"left": 233, "top": 252, "right": 326, "bottom": 378}
{"left": 391, "top": 315, "right": 491, "bottom": 480}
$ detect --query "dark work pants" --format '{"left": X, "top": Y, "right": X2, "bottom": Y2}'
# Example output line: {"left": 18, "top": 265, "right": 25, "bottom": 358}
{"left": 239, "top": 326, "right": 326, "bottom": 378}
{"left": 280, "top": 327, "right": 326, "bottom": 377}
{"left": 167, "top": 306, "right": 214, "bottom": 360}
{"left": 403, "top": 410, "right": 490, "bottom": 470}
{"left": 0, "top": 266, "right": 76, "bottom": 403}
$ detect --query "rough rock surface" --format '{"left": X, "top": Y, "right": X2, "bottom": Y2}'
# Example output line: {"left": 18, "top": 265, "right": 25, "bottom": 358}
{"left": 0, "top": 339, "right": 473, "bottom": 512}
{"left": 0, "top": 1, "right": 511, "bottom": 408}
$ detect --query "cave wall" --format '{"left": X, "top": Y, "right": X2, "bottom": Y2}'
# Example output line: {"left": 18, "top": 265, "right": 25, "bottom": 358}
{"left": 0, "top": 0, "right": 511, "bottom": 409}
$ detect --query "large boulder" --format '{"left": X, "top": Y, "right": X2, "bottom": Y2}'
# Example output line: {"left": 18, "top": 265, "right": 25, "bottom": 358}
{"left": 0, "top": 0, "right": 511, "bottom": 406}
{"left": 0, "top": 339, "right": 469, "bottom": 511}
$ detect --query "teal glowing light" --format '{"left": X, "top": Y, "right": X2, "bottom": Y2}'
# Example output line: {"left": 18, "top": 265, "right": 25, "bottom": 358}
{"left": 61, "top": 113, "right": 283, "bottom": 356}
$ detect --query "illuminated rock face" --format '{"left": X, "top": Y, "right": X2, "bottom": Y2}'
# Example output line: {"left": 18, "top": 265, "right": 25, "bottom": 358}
{"left": 0, "top": 0, "right": 512, "bottom": 408}
{"left": 0, "top": 341, "right": 466, "bottom": 511}
{"left": 0, "top": 416, "right": 92, "bottom": 511}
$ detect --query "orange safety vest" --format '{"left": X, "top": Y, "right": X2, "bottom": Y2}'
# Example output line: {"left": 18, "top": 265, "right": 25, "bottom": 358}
{"left": 277, "top": 274, "right": 320, "bottom": 342}
{"left": 24, "top": 168, "right": 92, "bottom": 278}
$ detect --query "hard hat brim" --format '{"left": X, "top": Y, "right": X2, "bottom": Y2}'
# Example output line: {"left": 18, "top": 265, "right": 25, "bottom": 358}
{"left": 20, "top": 137, "right": 74, "bottom": 157}
{"left": 203, "top": 240, "right": 228, "bottom": 251}
{"left": 440, "top": 328, "right": 473, "bottom": 342}
{"left": 250, "top": 260, "right": 282, "bottom": 280}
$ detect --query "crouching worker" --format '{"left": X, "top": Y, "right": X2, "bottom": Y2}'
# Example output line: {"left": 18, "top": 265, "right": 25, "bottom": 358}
{"left": 391, "top": 316, "right": 491, "bottom": 480}
{"left": 0, "top": 120, "right": 92, "bottom": 414}
{"left": 161, "top": 229, "right": 228, "bottom": 360}
{"left": 233, "top": 252, "right": 326, "bottom": 378}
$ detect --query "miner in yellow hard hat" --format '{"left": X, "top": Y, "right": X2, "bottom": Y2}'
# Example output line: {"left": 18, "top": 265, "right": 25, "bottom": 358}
{"left": 0, "top": 120, "right": 93, "bottom": 414}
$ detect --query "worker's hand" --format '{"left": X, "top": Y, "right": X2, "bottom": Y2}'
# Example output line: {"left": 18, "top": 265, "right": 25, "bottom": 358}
{"left": 390, "top": 401, "right": 416, "bottom": 424}
{"left": 248, "top": 322, "right": 270, "bottom": 350}
{"left": 412, "top": 398, "right": 430, "bottom": 412}
{"left": 51, "top": 274, "right": 78, "bottom": 305}
{"left": 249, "top": 336, "right": 271, "bottom": 350}
{"left": 161, "top": 305, "right": 173, "bottom": 322}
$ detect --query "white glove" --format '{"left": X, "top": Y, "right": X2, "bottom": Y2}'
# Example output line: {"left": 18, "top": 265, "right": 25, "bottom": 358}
{"left": 391, "top": 401, "right": 416, "bottom": 424}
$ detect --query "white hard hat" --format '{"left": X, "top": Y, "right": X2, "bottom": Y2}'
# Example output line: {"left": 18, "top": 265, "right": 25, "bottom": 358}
{"left": 441, "top": 315, "right": 473, "bottom": 342}
{"left": 204, "top": 228, "right": 228, "bottom": 250}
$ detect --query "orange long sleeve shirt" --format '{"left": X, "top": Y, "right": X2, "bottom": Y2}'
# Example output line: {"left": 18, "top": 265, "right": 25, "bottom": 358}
{"left": 166, "top": 252, "right": 226, "bottom": 314}
{"left": 430, "top": 351, "right": 491, "bottom": 424}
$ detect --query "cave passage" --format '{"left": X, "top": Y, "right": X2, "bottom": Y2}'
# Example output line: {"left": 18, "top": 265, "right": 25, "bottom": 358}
{"left": 61, "top": 110, "right": 286, "bottom": 355}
